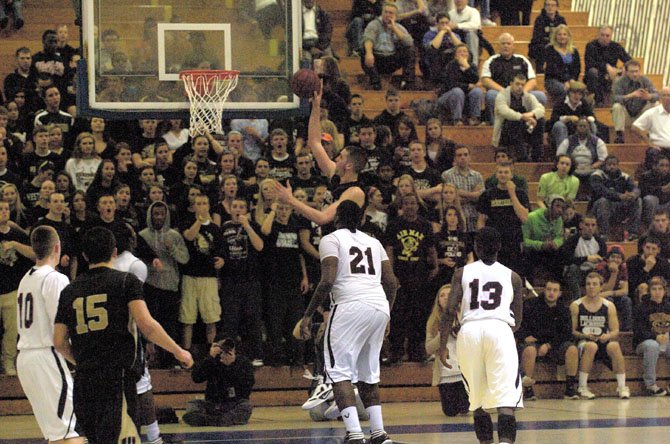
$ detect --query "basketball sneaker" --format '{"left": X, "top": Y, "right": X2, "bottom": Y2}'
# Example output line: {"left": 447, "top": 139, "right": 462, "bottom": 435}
{"left": 523, "top": 385, "right": 537, "bottom": 401}
{"left": 578, "top": 386, "right": 596, "bottom": 399}
{"left": 617, "top": 386, "right": 631, "bottom": 399}
{"left": 564, "top": 385, "right": 580, "bottom": 400}
{"left": 370, "top": 430, "right": 392, "bottom": 444}
{"left": 645, "top": 385, "right": 667, "bottom": 397}
{"left": 302, "top": 382, "right": 334, "bottom": 410}
{"left": 344, "top": 431, "right": 366, "bottom": 443}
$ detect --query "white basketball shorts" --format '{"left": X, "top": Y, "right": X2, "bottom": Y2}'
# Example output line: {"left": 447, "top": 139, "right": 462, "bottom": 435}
{"left": 17, "top": 348, "right": 79, "bottom": 441}
{"left": 457, "top": 319, "right": 523, "bottom": 411}
{"left": 324, "top": 301, "right": 389, "bottom": 384}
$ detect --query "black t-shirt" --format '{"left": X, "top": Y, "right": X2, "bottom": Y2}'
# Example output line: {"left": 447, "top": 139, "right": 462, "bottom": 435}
{"left": 435, "top": 229, "right": 472, "bottom": 284}
{"left": 0, "top": 227, "right": 33, "bottom": 294}
{"left": 178, "top": 217, "right": 224, "bottom": 277}
{"left": 220, "top": 220, "right": 261, "bottom": 282}
{"left": 488, "top": 55, "right": 531, "bottom": 88}
{"left": 401, "top": 166, "right": 442, "bottom": 191}
{"left": 342, "top": 114, "right": 371, "bottom": 146}
{"left": 477, "top": 187, "right": 530, "bottom": 247}
{"left": 384, "top": 216, "right": 435, "bottom": 281}
{"left": 264, "top": 217, "right": 304, "bottom": 288}
{"left": 55, "top": 267, "right": 144, "bottom": 370}
{"left": 288, "top": 175, "right": 329, "bottom": 202}
{"left": 268, "top": 154, "right": 296, "bottom": 182}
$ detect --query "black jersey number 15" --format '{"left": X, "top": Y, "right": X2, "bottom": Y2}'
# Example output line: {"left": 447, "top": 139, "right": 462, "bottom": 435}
{"left": 469, "top": 279, "right": 503, "bottom": 310}
{"left": 73, "top": 294, "right": 109, "bottom": 334}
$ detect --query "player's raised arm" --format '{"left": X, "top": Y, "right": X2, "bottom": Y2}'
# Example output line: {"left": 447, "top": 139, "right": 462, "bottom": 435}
{"left": 308, "top": 85, "right": 337, "bottom": 179}
{"left": 274, "top": 181, "right": 365, "bottom": 226}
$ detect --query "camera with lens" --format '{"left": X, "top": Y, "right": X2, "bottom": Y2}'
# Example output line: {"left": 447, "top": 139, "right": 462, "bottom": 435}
{"left": 215, "top": 338, "right": 236, "bottom": 356}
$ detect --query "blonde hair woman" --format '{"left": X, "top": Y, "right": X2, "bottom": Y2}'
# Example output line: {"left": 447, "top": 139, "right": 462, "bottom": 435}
{"left": 254, "top": 178, "right": 278, "bottom": 226}
{"left": 425, "top": 285, "right": 469, "bottom": 416}
{"left": 1, "top": 182, "right": 29, "bottom": 231}
{"left": 544, "top": 24, "right": 581, "bottom": 103}
{"left": 65, "top": 132, "right": 102, "bottom": 192}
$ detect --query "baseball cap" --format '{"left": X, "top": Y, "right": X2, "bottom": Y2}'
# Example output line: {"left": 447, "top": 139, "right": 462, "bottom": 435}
{"left": 321, "top": 133, "right": 334, "bottom": 143}
{"left": 607, "top": 244, "right": 624, "bottom": 258}
{"left": 547, "top": 194, "right": 566, "bottom": 205}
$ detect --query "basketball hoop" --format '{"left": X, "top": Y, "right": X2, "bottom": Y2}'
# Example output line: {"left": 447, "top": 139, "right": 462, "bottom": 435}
{"left": 180, "top": 70, "right": 239, "bottom": 137}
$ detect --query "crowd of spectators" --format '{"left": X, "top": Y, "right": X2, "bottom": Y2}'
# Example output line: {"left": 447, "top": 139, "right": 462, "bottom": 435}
{"left": 1, "top": 0, "right": 669, "bottom": 407}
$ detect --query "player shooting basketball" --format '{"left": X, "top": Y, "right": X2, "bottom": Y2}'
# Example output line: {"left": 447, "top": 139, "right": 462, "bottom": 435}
{"left": 273, "top": 83, "right": 366, "bottom": 225}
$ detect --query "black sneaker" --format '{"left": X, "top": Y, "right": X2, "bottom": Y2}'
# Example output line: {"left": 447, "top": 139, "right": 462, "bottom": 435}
{"left": 523, "top": 385, "right": 537, "bottom": 401}
{"left": 564, "top": 385, "right": 580, "bottom": 400}
{"left": 370, "top": 431, "right": 392, "bottom": 444}
{"left": 343, "top": 432, "right": 366, "bottom": 444}
{"left": 645, "top": 386, "right": 667, "bottom": 397}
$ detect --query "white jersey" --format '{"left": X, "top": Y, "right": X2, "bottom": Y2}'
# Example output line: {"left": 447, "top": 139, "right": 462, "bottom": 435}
{"left": 114, "top": 251, "right": 148, "bottom": 283}
{"left": 16, "top": 265, "right": 70, "bottom": 350}
{"left": 460, "top": 260, "right": 515, "bottom": 326}
{"left": 319, "top": 228, "right": 389, "bottom": 314}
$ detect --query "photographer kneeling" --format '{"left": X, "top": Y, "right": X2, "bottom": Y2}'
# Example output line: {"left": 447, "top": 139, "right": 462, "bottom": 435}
{"left": 182, "top": 337, "right": 255, "bottom": 426}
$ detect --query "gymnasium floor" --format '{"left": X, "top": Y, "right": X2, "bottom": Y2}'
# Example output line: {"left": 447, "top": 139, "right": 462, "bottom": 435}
{"left": 2, "top": 397, "right": 670, "bottom": 443}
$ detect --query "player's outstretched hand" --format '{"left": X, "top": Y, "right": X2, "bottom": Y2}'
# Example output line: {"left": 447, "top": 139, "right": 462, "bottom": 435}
{"left": 175, "top": 348, "right": 194, "bottom": 369}
{"left": 272, "top": 180, "right": 293, "bottom": 203}
{"left": 439, "top": 346, "right": 452, "bottom": 369}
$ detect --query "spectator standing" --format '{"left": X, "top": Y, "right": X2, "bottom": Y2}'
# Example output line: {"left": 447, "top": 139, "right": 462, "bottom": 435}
{"left": 612, "top": 60, "right": 659, "bottom": 144}
{"left": 182, "top": 338, "right": 255, "bottom": 426}
{"left": 260, "top": 201, "right": 309, "bottom": 366}
{"left": 590, "top": 155, "right": 641, "bottom": 240}
{"left": 492, "top": 73, "right": 546, "bottom": 162}
{"left": 218, "top": 198, "right": 265, "bottom": 367}
{"left": 543, "top": 25, "right": 581, "bottom": 104}
{"left": 179, "top": 195, "right": 225, "bottom": 351}
{"left": 482, "top": 33, "right": 547, "bottom": 125}
{"left": 537, "top": 155, "right": 579, "bottom": 209}
{"left": 435, "top": 43, "right": 483, "bottom": 126}
{"left": 372, "top": 89, "right": 409, "bottom": 138}
{"left": 639, "top": 209, "right": 670, "bottom": 259}
{"left": 483, "top": 149, "right": 528, "bottom": 195}
{"left": 32, "top": 192, "right": 78, "bottom": 280}
{"left": 424, "top": 118, "right": 456, "bottom": 172}
{"left": 0, "top": 200, "right": 34, "bottom": 376}
{"left": 442, "top": 145, "right": 483, "bottom": 233}
{"left": 433, "top": 204, "right": 472, "bottom": 289}
{"left": 570, "top": 272, "right": 629, "bottom": 399}
{"left": 528, "top": 0, "right": 566, "bottom": 74}
{"left": 517, "top": 280, "right": 579, "bottom": 400}
{"left": 632, "top": 87, "right": 670, "bottom": 151}
{"left": 361, "top": 2, "right": 417, "bottom": 90}
{"left": 384, "top": 193, "right": 437, "bottom": 363}
{"left": 33, "top": 86, "right": 74, "bottom": 144}
{"left": 584, "top": 25, "right": 632, "bottom": 106}
{"left": 477, "top": 161, "right": 530, "bottom": 273}
{"left": 633, "top": 276, "right": 670, "bottom": 396}
{"left": 595, "top": 245, "right": 633, "bottom": 331}
{"left": 341, "top": 94, "right": 371, "bottom": 146}
{"left": 138, "top": 201, "right": 190, "bottom": 368}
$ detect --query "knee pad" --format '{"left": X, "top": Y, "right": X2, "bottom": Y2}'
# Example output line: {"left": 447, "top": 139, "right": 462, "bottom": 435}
{"left": 473, "top": 410, "right": 494, "bottom": 442}
{"left": 498, "top": 413, "right": 517, "bottom": 443}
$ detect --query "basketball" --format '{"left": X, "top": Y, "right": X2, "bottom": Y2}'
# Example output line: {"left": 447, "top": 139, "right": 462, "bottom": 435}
{"left": 291, "top": 68, "right": 321, "bottom": 99}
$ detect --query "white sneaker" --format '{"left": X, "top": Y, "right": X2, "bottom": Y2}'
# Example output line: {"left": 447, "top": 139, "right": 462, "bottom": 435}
{"left": 482, "top": 18, "right": 497, "bottom": 26}
{"left": 578, "top": 386, "right": 596, "bottom": 399}
{"left": 302, "top": 382, "right": 333, "bottom": 409}
{"left": 522, "top": 375, "right": 536, "bottom": 387}
{"left": 617, "top": 386, "right": 631, "bottom": 399}
{"left": 252, "top": 359, "right": 264, "bottom": 367}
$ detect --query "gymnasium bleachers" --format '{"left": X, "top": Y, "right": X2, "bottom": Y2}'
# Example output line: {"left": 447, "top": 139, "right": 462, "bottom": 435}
{"left": 0, "top": 0, "right": 668, "bottom": 413}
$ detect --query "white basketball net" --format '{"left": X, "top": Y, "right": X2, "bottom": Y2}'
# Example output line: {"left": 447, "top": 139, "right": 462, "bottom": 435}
{"left": 181, "top": 71, "right": 239, "bottom": 137}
